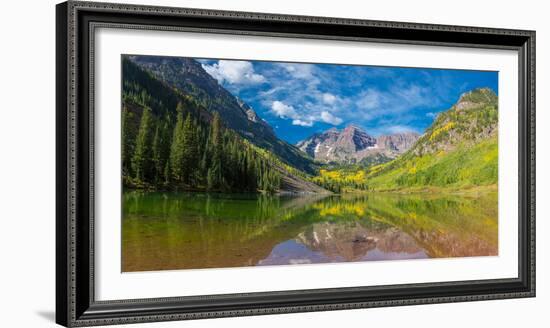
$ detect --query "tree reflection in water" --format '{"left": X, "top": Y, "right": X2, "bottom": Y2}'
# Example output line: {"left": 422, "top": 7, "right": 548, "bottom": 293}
{"left": 122, "top": 191, "right": 497, "bottom": 272}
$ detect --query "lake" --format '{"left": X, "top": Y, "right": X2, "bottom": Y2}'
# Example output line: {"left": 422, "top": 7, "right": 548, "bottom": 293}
{"left": 122, "top": 191, "right": 498, "bottom": 272}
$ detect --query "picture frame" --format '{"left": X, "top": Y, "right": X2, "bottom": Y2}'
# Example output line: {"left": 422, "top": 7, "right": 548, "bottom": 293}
{"left": 56, "top": 1, "right": 535, "bottom": 326}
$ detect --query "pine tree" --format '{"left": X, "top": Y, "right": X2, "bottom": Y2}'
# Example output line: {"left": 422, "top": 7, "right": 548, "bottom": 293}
{"left": 164, "top": 161, "right": 171, "bottom": 186}
{"left": 121, "top": 108, "right": 133, "bottom": 176}
{"left": 208, "top": 112, "right": 223, "bottom": 190}
{"left": 169, "top": 103, "right": 186, "bottom": 183}
{"left": 207, "top": 167, "right": 215, "bottom": 191}
{"left": 151, "top": 125, "right": 162, "bottom": 184}
{"left": 131, "top": 107, "right": 154, "bottom": 183}
{"left": 159, "top": 120, "right": 172, "bottom": 185}
{"left": 181, "top": 113, "right": 199, "bottom": 184}
{"left": 199, "top": 140, "right": 209, "bottom": 185}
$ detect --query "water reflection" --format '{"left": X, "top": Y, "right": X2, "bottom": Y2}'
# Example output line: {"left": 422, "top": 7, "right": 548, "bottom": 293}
{"left": 122, "top": 191, "right": 497, "bottom": 272}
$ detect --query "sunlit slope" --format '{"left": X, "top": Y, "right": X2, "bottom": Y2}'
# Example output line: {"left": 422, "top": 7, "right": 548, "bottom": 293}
{"left": 366, "top": 87, "right": 498, "bottom": 191}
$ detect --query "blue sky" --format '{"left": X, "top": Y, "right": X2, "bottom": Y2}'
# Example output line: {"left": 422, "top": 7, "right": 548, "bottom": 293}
{"left": 199, "top": 58, "right": 498, "bottom": 144}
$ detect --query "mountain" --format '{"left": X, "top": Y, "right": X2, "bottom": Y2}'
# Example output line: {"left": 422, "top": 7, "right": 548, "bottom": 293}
{"left": 127, "top": 55, "right": 315, "bottom": 174}
{"left": 296, "top": 125, "right": 419, "bottom": 165}
{"left": 121, "top": 56, "right": 328, "bottom": 194}
{"left": 364, "top": 87, "right": 498, "bottom": 190}
{"left": 411, "top": 87, "right": 498, "bottom": 156}
{"left": 377, "top": 133, "right": 420, "bottom": 154}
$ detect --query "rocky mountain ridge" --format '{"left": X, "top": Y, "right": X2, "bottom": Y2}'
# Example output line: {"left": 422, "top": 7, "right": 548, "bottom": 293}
{"left": 296, "top": 125, "right": 419, "bottom": 164}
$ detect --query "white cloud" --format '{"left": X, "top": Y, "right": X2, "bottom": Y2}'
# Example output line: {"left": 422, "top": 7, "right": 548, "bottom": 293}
{"left": 356, "top": 89, "right": 381, "bottom": 110}
{"left": 279, "top": 63, "right": 315, "bottom": 80}
{"left": 259, "top": 86, "right": 283, "bottom": 97}
{"left": 202, "top": 60, "right": 265, "bottom": 85}
{"left": 320, "top": 111, "right": 343, "bottom": 125}
{"left": 322, "top": 93, "right": 337, "bottom": 104}
{"left": 394, "top": 84, "right": 425, "bottom": 104}
{"left": 354, "top": 85, "right": 436, "bottom": 124}
{"left": 292, "top": 119, "right": 314, "bottom": 127}
{"left": 271, "top": 100, "right": 343, "bottom": 127}
{"left": 271, "top": 101, "right": 299, "bottom": 119}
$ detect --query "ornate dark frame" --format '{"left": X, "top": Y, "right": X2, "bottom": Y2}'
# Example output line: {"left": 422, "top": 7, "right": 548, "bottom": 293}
{"left": 56, "top": 1, "right": 536, "bottom": 326}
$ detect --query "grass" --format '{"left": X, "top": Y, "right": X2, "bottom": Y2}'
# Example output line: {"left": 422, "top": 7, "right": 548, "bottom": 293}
{"left": 367, "top": 135, "right": 497, "bottom": 190}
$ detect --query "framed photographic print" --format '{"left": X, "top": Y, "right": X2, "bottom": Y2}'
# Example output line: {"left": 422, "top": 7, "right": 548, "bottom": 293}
{"left": 56, "top": 1, "right": 535, "bottom": 326}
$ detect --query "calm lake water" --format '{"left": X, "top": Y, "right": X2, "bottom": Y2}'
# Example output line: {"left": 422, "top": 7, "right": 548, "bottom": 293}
{"left": 122, "top": 191, "right": 498, "bottom": 272}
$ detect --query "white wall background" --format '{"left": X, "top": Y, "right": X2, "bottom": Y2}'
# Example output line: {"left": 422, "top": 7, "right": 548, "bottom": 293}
{"left": 0, "top": 0, "right": 546, "bottom": 327}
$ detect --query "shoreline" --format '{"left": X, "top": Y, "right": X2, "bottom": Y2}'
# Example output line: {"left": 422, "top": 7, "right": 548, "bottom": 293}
{"left": 124, "top": 184, "right": 497, "bottom": 196}
{"left": 355, "top": 184, "right": 498, "bottom": 195}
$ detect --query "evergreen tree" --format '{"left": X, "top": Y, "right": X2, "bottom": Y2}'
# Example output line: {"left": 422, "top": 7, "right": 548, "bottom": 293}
{"left": 124, "top": 81, "right": 285, "bottom": 193}
{"left": 131, "top": 107, "right": 154, "bottom": 183}
{"left": 159, "top": 120, "right": 172, "bottom": 184}
{"left": 164, "top": 161, "right": 171, "bottom": 185}
{"left": 151, "top": 125, "right": 162, "bottom": 184}
{"left": 121, "top": 108, "right": 133, "bottom": 176}
{"left": 169, "top": 103, "right": 186, "bottom": 183}
{"left": 122, "top": 57, "right": 293, "bottom": 193}
{"left": 207, "top": 167, "right": 215, "bottom": 191}
{"left": 181, "top": 113, "right": 199, "bottom": 184}
{"left": 209, "top": 112, "right": 223, "bottom": 190}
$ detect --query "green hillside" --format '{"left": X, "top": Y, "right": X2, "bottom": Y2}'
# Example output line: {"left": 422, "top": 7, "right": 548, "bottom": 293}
{"left": 126, "top": 55, "right": 316, "bottom": 174}
{"left": 365, "top": 135, "right": 497, "bottom": 191}
{"left": 123, "top": 58, "right": 284, "bottom": 193}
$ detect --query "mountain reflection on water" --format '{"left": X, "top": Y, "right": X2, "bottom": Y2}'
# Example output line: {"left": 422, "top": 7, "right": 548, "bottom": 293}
{"left": 122, "top": 191, "right": 497, "bottom": 272}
